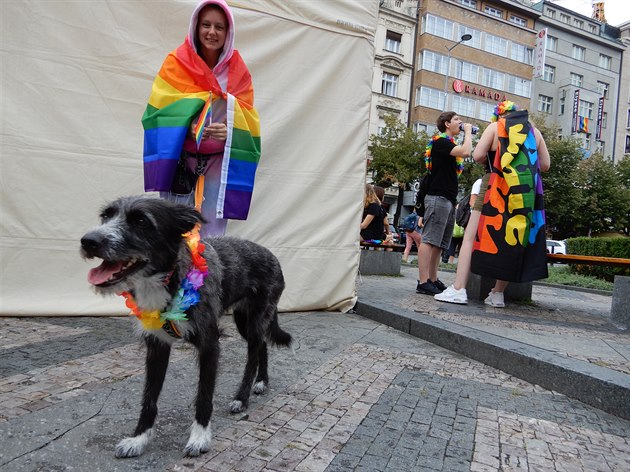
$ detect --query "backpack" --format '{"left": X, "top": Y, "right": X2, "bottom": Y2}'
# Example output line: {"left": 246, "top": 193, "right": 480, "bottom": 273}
{"left": 455, "top": 192, "right": 471, "bottom": 228}
{"left": 399, "top": 213, "right": 417, "bottom": 232}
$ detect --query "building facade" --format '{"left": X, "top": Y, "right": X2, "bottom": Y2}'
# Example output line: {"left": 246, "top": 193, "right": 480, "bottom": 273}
{"left": 615, "top": 20, "right": 630, "bottom": 160}
{"left": 532, "top": 1, "right": 625, "bottom": 162}
{"left": 411, "top": 0, "right": 540, "bottom": 133}
{"left": 370, "top": 0, "right": 419, "bottom": 137}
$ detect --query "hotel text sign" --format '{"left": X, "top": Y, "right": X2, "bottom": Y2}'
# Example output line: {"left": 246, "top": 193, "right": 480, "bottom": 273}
{"left": 453, "top": 80, "right": 507, "bottom": 102}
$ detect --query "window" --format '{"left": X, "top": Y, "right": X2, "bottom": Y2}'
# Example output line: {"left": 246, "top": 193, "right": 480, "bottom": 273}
{"left": 627, "top": 109, "right": 630, "bottom": 128}
{"left": 560, "top": 14, "right": 570, "bottom": 23}
{"left": 452, "top": 95, "right": 475, "bottom": 118}
{"left": 417, "top": 86, "right": 445, "bottom": 110}
{"left": 546, "top": 36, "right": 557, "bottom": 51}
{"left": 599, "top": 54, "right": 612, "bottom": 70}
{"left": 413, "top": 122, "right": 428, "bottom": 134}
{"left": 597, "top": 81, "right": 609, "bottom": 98}
{"left": 538, "top": 95, "right": 553, "bottom": 114}
{"left": 602, "top": 112, "right": 607, "bottom": 129}
{"left": 589, "top": 24, "right": 597, "bottom": 34}
{"left": 455, "top": 60, "right": 479, "bottom": 82}
{"left": 510, "top": 15, "right": 527, "bottom": 27}
{"left": 479, "top": 101, "right": 495, "bottom": 121}
{"left": 385, "top": 30, "right": 402, "bottom": 54}
{"left": 422, "top": 50, "right": 448, "bottom": 75}
{"left": 579, "top": 100, "right": 594, "bottom": 119}
{"left": 458, "top": 0, "right": 477, "bottom": 7}
{"left": 425, "top": 14, "right": 454, "bottom": 40}
{"left": 508, "top": 76, "right": 531, "bottom": 97}
{"left": 482, "top": 69, "right": 505, "bottom": 89}
{"left": 458, "top": 25, "right": 481, "bottom": 48}
{"left": 381, "top": 72, "right": 398, "bottom": 97}
{"left": 484, "top": 6, "right": 503, "bottom": 18}
{"left": 574, "top": 19, "right": 584, "bottom": 28}
{"left": 572, "top": 45, "right": 586, "bottom": 61}
{"left": 559, "top": 96, "right": 565, "bottom": 115}
{"left": 570, "top": 73, "right": 583, "bottom": 87}
{"left": 625, "top": 135, "right": 630, "bottom": 154}
{"left": 485, "top": 34, "right": 508, "bottom": 56}
{"left": 579, "top": 134, "right": 592, "bottom": 150}
{"left": 546, "top": 9, "right": 556, "bottom": 19}
{"left": 511, "top": 43, "right": 532, "bottom": 64}
{"left": 543, "top": 64, "right": 555, "bottom": 83}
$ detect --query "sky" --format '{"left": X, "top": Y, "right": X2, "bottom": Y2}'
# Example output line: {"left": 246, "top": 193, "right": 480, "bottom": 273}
{"left": 548, "top": 0, "right": 630, "bottom": 27}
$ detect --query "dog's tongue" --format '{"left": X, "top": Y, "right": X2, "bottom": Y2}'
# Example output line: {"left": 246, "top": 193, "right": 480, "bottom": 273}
{"left": 88, "top": 261, "right": 125, "bottom": 286}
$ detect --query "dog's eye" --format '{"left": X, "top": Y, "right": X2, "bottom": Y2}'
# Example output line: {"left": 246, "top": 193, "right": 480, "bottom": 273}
{"left": 100, "top": 207, "right": 116, "bottom": 221}
{"left": 128, "top": 211, "right": 152, "bottom": 229}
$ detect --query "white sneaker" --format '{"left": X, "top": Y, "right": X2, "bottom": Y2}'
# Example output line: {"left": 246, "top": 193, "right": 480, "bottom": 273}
{"left": 434, "top": 285, "right": 468, "bottom": 304}
{"left": 484, "top": 291, "right": 505, "bottom": 308}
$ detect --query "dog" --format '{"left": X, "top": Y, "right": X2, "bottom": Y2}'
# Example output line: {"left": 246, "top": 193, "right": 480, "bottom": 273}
{"left": 80, "top": 196, "right": 292, "bottom": 458}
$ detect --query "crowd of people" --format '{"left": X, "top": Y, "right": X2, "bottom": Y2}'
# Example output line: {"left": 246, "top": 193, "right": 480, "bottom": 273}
{"left": 361, "top": 101, "right": 550, "bottom": 309}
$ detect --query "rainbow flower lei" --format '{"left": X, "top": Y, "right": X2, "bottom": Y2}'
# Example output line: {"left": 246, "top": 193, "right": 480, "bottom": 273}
{"left": 491, "top": 100, "right": 518, "bottom": 122}
{"left": 424, "top": 133, "right": 464, "bottom": 176}
{"left": 120, "top": 228, "right": 209, "bottom": 330}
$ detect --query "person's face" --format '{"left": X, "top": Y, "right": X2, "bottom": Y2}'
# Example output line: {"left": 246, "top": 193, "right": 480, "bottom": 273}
{"left": 197, "top": 7, "right": 228, "bottom": 55}
{"left": 446, "top": 115, "right": 462, "bottom": 134}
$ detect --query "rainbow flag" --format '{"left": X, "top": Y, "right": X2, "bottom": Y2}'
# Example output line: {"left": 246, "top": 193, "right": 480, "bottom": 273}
{"left": 471, "top": 110, "right": 548, "bottom": 283}
{"left": 193, "top": 98, "right": 212, "bottom": 149}
{"left": 142, "top": 37, "right": 261, "bottom": 220}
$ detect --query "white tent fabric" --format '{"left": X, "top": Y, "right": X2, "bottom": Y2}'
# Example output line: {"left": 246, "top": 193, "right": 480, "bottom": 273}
{"left": 0, "top": 1, "right": 377, "bottom": 315}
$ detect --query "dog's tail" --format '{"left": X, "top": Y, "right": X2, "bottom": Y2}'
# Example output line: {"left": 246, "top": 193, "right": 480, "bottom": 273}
{"left": 269, "top": 312, "right": 292, "bottom": 347}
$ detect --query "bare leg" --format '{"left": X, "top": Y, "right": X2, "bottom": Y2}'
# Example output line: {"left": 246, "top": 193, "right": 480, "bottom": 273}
{"left": 417, "top": 242, "right": 433, "bottom": 282}
{"left": 492, "top": 280, "right": 510, "bottom": 293}
{"left": 452, "top": 211, "right": 481, "bottom": 290}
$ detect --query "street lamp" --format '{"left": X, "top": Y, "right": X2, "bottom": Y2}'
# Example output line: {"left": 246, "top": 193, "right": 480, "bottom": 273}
{"left": 443, "top": 33, "right": 472, "bottom": 109}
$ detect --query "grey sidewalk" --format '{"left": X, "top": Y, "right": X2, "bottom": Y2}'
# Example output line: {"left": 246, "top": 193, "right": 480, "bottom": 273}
{"left": 1, "top": 269, "right": 629, "bottom": 471}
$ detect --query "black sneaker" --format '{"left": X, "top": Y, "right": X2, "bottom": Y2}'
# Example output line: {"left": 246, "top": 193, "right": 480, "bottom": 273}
{"left": 416, "top": 280, "right": 441, "bottom": 295}
{"left": 433, "top": 279, "right": 447, "bottom": 292}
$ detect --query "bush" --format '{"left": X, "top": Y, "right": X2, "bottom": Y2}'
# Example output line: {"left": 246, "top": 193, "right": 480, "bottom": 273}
{"left": 565, "top": 237, "right": 630, "bottom": 281}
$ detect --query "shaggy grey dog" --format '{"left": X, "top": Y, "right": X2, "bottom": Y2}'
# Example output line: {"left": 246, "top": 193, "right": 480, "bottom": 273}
{"left": 80, "top": 196, "right": 291, "bottom": 458}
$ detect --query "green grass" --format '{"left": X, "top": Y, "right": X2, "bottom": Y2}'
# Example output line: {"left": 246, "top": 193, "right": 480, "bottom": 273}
{"left": 545, "top": 265, "right": 614, "bottom": 291}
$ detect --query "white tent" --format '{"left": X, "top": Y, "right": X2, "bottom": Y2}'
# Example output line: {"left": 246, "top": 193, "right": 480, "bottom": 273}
{"left": 0, "top": 1, "right": 377, "bottom": 315}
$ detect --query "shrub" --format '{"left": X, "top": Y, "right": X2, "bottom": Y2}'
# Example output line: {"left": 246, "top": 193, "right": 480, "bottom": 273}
{"left": 565, "top": 237, "right": 630, "bottom": 281}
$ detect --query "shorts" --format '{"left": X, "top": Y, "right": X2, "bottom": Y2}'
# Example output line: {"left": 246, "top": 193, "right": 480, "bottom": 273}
{"left": 421, "top": 195, "right": 455, "bottom": 250}
{"left": 473, "top": 173, "right": 491, "bottom": 212}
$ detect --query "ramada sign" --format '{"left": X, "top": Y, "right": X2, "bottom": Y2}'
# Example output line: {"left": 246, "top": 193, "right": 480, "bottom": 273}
{"left": 453, "top": 80, "right": 507, "bottom": 102}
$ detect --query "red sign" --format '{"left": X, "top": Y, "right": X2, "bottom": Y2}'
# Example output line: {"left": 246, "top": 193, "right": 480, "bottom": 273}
{"left": 452, "top": 80, "right": 507, "bottom": 102}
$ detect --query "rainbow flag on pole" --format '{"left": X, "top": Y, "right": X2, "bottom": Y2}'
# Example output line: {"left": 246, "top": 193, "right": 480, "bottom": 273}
{"left": 142, "top": 37, "right": 261, "bottom": 220}
{"left": 193, "top": 98, "right": 212, "bottom": 149}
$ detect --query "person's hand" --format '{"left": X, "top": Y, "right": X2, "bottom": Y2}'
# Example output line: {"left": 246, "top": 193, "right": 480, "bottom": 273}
{"left": 463, "top": 123, "right": 473, "bottom": 134}
{"left": 204, "top": 122, "right": 227, "bottom": 141}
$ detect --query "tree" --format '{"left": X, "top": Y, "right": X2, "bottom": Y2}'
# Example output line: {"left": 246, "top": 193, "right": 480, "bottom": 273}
{"left": 368, "top": 114, "right": 427, "bottom": 225}
{"left": 577, "top": 153, "right": 630, "bottom": 235}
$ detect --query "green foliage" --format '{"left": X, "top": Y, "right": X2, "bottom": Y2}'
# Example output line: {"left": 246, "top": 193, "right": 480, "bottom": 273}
{"left": 565, "top": 237, "right": 630, "bottom": 281}
{"left": 368, "top": 114, "right": 427, "bottom": 189}
{"left": 577, "top": 153, "right": 630, "bottom": 236}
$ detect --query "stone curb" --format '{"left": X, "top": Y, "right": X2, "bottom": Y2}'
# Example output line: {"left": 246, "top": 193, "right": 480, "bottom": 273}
{"left": 355, "top": 299, "right": 630, "bottom": 421}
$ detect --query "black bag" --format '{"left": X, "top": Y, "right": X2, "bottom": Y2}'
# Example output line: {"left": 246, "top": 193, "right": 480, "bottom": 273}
{"left": 455, "top": 192, "right": 471, "bottom": 228}
{"left": 171, "top": 155, "right": 197, "bottom": 195}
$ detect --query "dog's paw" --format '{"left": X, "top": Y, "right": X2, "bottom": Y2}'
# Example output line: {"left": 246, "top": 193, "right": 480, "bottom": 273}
{"left": 252, "top": 381, "right": 267, "bottom": 395}
{"left": 229, "top": 399, "right": 246, "bottom": 413}
{"left": 183, "top": 421, "right": 212, "bottom": 457}
{"left": 115, "top": 429, "right": 153, "bottom": 458}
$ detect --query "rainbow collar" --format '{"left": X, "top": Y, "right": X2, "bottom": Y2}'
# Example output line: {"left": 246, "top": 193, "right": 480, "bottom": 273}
{"left": 120, "top": 228, "right": 208, "bottom": 331}
{"left": 424, "top": 133, "right": 463, "bottom": 176}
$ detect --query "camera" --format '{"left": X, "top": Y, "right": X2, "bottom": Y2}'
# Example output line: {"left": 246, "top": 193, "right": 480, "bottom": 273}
{"left": 459, "top": 123, "right": 479, "bottom": 134}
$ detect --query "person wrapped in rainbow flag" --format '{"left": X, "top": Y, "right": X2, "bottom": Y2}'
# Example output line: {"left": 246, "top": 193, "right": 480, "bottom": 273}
{"left": 142, "top": 0, "right": 260, "bottom": 237}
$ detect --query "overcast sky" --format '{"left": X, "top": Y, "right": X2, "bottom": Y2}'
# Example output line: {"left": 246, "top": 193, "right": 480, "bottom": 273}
{"left": 547, "top": 0, "right": 630, "bottom": 27}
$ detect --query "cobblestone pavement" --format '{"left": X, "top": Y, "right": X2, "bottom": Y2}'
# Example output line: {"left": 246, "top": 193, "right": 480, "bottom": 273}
{"left": 1, "top": 313, "right": 629, "bottom": 471}
{"left": 359, "top": 265, "right": 630, "bottom": 375}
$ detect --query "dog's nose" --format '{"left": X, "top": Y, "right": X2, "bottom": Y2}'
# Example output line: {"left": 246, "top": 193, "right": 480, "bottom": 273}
{"left": 81, "top": 233, "right": 103, "bottom": 256}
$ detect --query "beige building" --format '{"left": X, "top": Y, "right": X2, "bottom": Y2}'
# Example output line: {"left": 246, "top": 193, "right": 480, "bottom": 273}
{"left": 411, "top": 0, "right": 540, "bottom": 133}
{"left": 370, "top": 0, "right": 419, "bottom": 138}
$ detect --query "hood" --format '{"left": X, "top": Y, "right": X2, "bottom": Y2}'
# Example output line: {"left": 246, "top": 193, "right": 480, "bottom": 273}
{"left": 187, "top": 0, "right": 235, "bottom": 75}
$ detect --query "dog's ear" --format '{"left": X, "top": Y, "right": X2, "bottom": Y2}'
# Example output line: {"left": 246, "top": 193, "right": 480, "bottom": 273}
{"left": 172, "top": 206, "right": 206, "bottom": 235}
